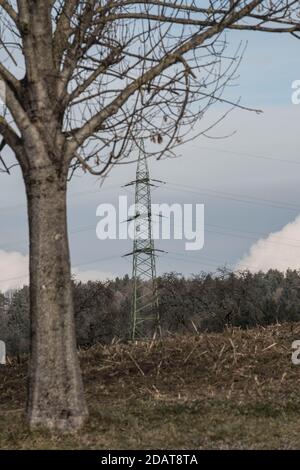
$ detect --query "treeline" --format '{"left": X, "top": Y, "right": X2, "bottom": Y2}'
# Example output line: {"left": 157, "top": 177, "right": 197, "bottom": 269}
{"left": 1, "top": 269, "right": 300, "bottom": 356}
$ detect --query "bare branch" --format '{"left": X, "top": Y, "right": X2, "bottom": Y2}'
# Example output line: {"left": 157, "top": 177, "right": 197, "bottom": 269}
{"left": 67, "top": 0, "right": 263, "bottom": 156}
{"left": 0, "top": 0, "right": 298, "bottom": 174}
{"left": 0, "top": 0, "right": 19, "bottom": 26}
{"left": 0, "top": 116, "right": 19, "bottom": 148}
{"left": 0, "top": 63, "right": 21, "bottom": 97}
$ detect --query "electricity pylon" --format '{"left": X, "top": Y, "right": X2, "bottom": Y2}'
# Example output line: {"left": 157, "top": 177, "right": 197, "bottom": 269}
{"left": 124, "top": 149, "right": 162, "bottom": 340}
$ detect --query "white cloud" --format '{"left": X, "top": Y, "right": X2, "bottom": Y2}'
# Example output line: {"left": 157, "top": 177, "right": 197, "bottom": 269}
{"left": 0, "top": 250, "right": 29, "bottom": 292}
{"left": 72, "top": 268, "right": 114, "bottom": 283}
{"left": 0, "top": 250, "right": 114, "bottom": 292}
{"left": 236, "top": 215, "right": 300, "bottom": 273}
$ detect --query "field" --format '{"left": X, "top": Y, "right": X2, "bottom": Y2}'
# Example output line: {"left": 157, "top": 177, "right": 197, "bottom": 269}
{"left": 1, "top": 322, "right": 300, "bottom": 449}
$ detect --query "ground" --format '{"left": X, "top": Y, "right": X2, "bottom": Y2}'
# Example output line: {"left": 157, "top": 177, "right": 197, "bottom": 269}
{"left": 1, "top": 322, "right": 300, "bottom": 449}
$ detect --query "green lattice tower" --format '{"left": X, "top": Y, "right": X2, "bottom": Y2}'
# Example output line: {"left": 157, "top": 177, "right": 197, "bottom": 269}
{"left": 127, "top": 150, "right": 161, "bottom": 340}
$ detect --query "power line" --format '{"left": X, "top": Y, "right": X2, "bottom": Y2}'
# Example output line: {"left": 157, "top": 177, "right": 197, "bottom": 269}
{"left": 166, "top": 183, "right": 300, "bottom": 212}
{"left": 196, "top": 145, "right": 300, "bottom": 166}
{"left": 164, "top": 251, "right": 278, "bottom": 274}
{"left": 0, "top": 183, "right": 120, "bottom": 213}
{"left": 207, "top": 222, "right": 300, "bottom": 244}
{"left": 205, "top": 226, "right": 300, "bottom": 249}
{"left": 1, "top": 180, "right": 299, "bottom": 218}
{"left": 0, "top": 239, "right": 296, "bottom": 287}
{"left": 2, "top": 214, "right": 300, "bottom": 256}
{"left": 0, "top": 253, "right": 122, "bottom": 285}
{"left": 2, "top": 177, "right": 300, "bottom": 285}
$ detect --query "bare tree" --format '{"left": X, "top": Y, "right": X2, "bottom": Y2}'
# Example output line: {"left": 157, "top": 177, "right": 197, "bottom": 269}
{"left": 0, "top": 0, "right": 299, "bottom": 431}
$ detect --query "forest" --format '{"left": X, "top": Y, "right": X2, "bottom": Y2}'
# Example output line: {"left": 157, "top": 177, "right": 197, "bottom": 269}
{"left": 1, "top": 268, "right": 300, "bottom": 357}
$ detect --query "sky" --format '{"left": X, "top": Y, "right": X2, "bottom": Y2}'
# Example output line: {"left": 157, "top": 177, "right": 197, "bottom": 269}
{"left": 0, "top": 30, "right": 300, "bottom": 291}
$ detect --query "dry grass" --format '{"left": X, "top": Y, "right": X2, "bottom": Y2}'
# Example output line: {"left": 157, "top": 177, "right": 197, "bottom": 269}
{"left": 1, "top": 322, "right": 300, "bottom": 449}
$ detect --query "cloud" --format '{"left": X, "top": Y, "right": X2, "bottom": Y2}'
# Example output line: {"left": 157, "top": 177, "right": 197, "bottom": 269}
{"left": 0, "top": 250, "right": 29, "bottom": 292}
{"left": 0, "top": 250, "right": 114, "bottom": 292}
{"left": 235, "top": 215, "right": 300, "bottom": 273}
{"left": 72, "top": 268, "right": 114, "bottom": 283}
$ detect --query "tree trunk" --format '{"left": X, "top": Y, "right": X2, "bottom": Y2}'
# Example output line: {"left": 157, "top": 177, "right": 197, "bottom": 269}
{"left": 24, "top": 165, "right": 88, "bottom": 431}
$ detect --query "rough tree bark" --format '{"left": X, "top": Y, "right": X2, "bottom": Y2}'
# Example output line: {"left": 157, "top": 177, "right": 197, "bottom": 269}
{"left": 24, "top": 164, "right": 88, "bottom": 429}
